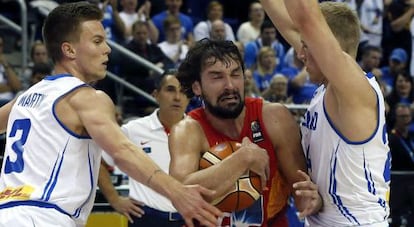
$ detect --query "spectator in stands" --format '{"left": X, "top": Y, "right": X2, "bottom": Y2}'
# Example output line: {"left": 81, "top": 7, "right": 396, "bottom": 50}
{"left": 278, "top": 50, "right": 318, "bottom": 104}
{"left": 236, "top": 1, "right": 265, "bottom": 44}
{"left": 359, "top": 0, "right": 384, "bottom": 48}
{"left": 386, "top": 72, "right": 414, "bottom": 131}
{"left": 359, "top": 45, "right": 383, "bottom": 76}
{"left": 120, "top": 21, "right": 173, "bottom": 116}
{"left": 261, "top": 73, "right": 292, "bottom": 103}
{"left": 119, "top": 0, "right": 159, "bottom": 43}
{"left": 388, "top": 103, "right": 414, "bottom": 227}
{"left": 244, "top": 20, "right": 285, "bottom": 71}
{"left": 158, "top": 15, "right": 189, "bottom": 68}
{"left": 151, "top": 0, "right": 194, "bottom": 44}
{"left": 252, "top": 46, "right": 279, "bottom": 92}
{"left": 209, "top": 20, "right": 227, "bottom": 41}
{"left": 89, "top": 0, "right": 126, "bottom": 43}
{"left": 244, "top": 68, "right": 261, "bottom": 98}
{"left": 22, "top": 40, "right": 52, "bottom": 90}
{"left": 0, "top": 35, "right": 21, "bottom": 107}
{"left": 382, "top": 0, "right": 413, "bottom": 68}
{"left": 193, "top": 1, "right": 235, "bottom": 41}
{"left": 381, "top": 48, "right": 408, "bottom": 94}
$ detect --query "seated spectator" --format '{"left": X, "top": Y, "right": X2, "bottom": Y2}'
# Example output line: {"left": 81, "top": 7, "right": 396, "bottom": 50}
{"left": 89, "top": 0, "right": 126, "bottom": 44}
{"left": 22, "top": 40, "right": 52, "bottom": 89}
{"left": 386, "top": 72, "right": 414, "bottom": 131}
{"left": 244, "top": 68, "right": 261, "bottom": 98}
{"left": 236, "top": 1, "right": 265, "bottom": 44}
{"left": 158, "top": 15, "right": 189, "bottom": 68}
{"left": 119, "top": 0, "right": 159, "bottom": 43}
{"left": 30, "top": 62, "right": 52, "bottom": 85}
{"left": 0, "top": 35, "right": 21, "bottom": 106}
{"left": 252, "top": 46, "right": 279, "bottom": 92}
{"left": 151, "top": 0, "right": 194, "bottom": 44}
{"left": 288, "top": 67, "right": 318, "bottom": 104}
{"left": 359, "top": 45, "right": 383, "bottom": 75}
{"left": 381, "top": 48, "right": 408, "bottom": 94}
{"left": 261, "top": 74, "right": 292, "bottom": 103}
{"left": 388, "top": 103, "right": 414, "bottom": 227}
{"left": 193, "top": 1, "right": 235, "bottom": 41}
{"left": 209, "top": 20, "right": 227, "bottom": 41}
{"left": 244, "top": 20, "right": 285, "bottom": 71}
{"left": 120, "top": 21, "right": 173, "bottom": 116}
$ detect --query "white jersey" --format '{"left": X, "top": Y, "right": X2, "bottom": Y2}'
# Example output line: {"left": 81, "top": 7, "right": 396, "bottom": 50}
{"left": 0, "top": 74, "right": 102, "bottom": 226}
{"left": 300, "top": 73, "right": 391, "bottom": 226}
{"left": 121, "top": 109, "right": 176, "bottom": 212}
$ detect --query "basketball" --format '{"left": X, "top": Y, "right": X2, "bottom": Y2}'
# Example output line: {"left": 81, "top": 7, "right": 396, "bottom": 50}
{"left": 199, "top": 141, "right": 262, "bottom": 212}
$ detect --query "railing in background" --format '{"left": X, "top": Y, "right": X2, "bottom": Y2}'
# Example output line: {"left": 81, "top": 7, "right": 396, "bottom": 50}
{"left": 0, "top": 0, "right": 27, "bottom": 71}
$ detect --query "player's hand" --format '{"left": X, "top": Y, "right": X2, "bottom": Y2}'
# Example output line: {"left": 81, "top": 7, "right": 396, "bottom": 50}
{"left": 241, "top": 137, "right": 269, "bottom": 189}
{"left": 171, "top": 184, "right": 222, "bottom": 227}
{"left": 293, "top": 170, "right": 323, "bottom": 218}
{"left": 111, "top": 196, "right": 145, "bottom": 223}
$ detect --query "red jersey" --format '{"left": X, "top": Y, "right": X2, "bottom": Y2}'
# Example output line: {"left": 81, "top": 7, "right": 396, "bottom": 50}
{"left": 189, "top": 97, "right": 289, "bottom": 227}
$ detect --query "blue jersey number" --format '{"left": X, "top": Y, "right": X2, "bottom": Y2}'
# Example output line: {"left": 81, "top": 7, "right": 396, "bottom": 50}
{"left": 4, "top": 119, "right": 32, "bottom": 174}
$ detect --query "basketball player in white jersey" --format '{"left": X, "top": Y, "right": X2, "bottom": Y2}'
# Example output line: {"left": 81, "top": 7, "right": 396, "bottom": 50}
{"left": 0, "top": 2, "right": 221, "bottom": 227}
{"left": 261, "top": 0, "right": 391, "bottom": 226}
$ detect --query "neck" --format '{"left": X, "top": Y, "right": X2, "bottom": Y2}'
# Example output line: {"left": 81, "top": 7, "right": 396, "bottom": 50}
{"left": 204, "top": 108, "right": 245, "bottom": 139}
{"left": 158, "top": 109, "right": 183, "bottom": 130}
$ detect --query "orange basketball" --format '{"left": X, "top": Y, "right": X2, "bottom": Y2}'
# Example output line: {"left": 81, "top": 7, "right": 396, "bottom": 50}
{"left": 199, "top": 141, "right": 262, "bottom": 212}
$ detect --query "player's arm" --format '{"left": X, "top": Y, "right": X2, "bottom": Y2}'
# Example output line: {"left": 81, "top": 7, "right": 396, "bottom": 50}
{"left": 263, "top": 103, "right": 322, "bottom": 214}
{"left": 169, "top": 117, "right": 269, "bottom": 202}
{"left": 69, "top": 87, "right": 222, "bottom": 227}
{"left": 0, "top": 99, "right": 16, "bottom": 133}
{"left": 98, "top": 160, "right": 144, "bottom": 223}
{"left": 283, "top": 0, "right": 377, "bottom": 140}
{"left": 260, "top": 0, "right": 302, "bottom": 51}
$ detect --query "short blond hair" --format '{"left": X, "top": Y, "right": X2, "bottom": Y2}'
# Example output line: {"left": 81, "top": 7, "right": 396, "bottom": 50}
{"left": 320, "top": 2, "right": 360, "bottom": 57}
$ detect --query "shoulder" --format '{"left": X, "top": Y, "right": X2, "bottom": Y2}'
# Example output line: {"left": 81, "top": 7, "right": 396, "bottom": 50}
{"left": 263, "top": 102, "right": 296, "bottom": 125}
{"left": 68, "top": 87, "right": 113, "bottom": 111}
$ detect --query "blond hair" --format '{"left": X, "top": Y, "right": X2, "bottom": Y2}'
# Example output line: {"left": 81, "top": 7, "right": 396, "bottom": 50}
{"left": 320, "top": 2, "right": 360, "bottom": 57}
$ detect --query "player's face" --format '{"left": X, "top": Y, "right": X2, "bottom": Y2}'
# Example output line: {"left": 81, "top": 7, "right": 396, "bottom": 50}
{"left": 298, "top": 40, "right": 324, "bottom": 84}
{"left": 73, "top": 20, "right": 111, "bottom": 82}
{"left": 196, "top": 58, "right": 245, "bottom": 119}
{"left": 155, "top": 75, "right": 189, "bottom": 116}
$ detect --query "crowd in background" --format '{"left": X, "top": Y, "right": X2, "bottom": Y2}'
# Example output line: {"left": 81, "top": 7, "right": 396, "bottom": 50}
{"left": 0, "top": 0, "right": 413, "bottom": 226}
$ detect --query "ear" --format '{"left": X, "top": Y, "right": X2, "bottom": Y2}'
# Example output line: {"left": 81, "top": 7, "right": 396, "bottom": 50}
{"left": 192, "top": 81, "right": 202, "bottom": 96}
{"left": 61, "top": 42, "right": 76, "bottom": 59}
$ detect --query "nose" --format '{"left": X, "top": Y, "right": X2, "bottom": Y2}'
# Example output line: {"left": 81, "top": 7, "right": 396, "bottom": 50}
{"left": 224, "top": 76, "right": 236, "bottom": 90}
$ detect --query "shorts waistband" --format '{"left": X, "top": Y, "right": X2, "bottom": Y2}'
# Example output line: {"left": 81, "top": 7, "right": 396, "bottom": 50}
{"left": 0, "top": 200, "right": 71, "bottom": 217}
{"left": 142, "top": 206, "right": 182, "bottom": 221}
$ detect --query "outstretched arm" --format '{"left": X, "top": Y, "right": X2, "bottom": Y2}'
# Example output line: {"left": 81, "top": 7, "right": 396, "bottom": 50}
{"left": 69, "top": 88, "right": 222, "bottom": 227}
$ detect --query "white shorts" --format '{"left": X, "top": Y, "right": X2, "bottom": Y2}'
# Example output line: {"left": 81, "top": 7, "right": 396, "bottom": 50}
{"left": 0, "top": 205, "right": 76, "bottom": 227}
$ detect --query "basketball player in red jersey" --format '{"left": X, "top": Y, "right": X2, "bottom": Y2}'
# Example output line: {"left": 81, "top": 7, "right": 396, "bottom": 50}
{"left": 169, "top": 39, "right": 323, "bottom": 227}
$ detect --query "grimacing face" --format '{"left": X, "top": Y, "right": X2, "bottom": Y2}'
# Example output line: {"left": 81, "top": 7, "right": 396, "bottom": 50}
{"left": 197, "top": 58, "right": 245, "bottom": 119}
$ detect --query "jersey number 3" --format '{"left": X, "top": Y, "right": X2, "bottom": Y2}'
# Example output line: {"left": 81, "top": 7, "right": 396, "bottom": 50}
{"left": 4, "top": 119, "right": 31, "bottom": 174}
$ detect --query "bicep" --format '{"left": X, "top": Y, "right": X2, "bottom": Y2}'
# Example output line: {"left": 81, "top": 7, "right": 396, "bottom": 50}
{"left": 73, "top": 90, "right": 127, "bottom": 155}
{"left": 169, "top": 120, "right": 205, "bottom": 182}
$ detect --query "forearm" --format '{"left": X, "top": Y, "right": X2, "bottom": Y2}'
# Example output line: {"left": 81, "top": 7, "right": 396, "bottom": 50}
{"left": 147, "top": 19, "right": 159, "bottom": 44}
{"left": 98, "top": 163, "right": 121, "bottom": 205}
{"left": 179, "top": 152, "right": 250, "bottom": 201}
{"left": 112, "top": 142, "right": 179, "bottom": 200}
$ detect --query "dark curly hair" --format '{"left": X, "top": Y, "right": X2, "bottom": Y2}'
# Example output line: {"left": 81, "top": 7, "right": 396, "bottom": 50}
{"left": 177, "top": 39, "right": 244, "bottom": 98}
